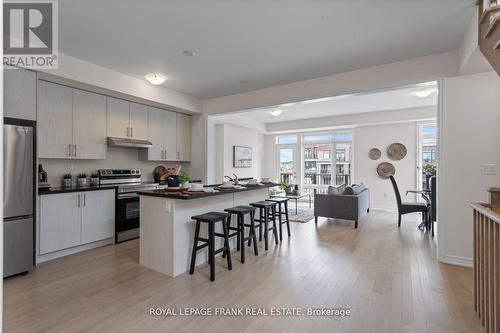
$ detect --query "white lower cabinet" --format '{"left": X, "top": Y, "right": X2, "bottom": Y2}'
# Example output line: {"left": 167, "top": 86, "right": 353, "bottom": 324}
{"left": 39, "top": 190, "right": 115, "bottom": 256}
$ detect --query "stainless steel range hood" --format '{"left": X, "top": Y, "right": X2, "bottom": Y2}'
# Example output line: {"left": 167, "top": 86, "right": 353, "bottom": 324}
{"left": 107, "top": 137, "right": 153, "bottom": 148}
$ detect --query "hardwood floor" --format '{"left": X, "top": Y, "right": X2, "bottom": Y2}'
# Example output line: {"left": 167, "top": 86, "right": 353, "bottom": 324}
{"left": 4, "top": 211, "right": 482, "bottom": 333}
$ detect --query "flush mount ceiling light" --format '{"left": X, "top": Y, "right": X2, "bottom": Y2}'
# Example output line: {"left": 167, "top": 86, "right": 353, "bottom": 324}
{"left": 414, "top": 88, "right": 436, "bottom": 98}
{"left": 269, "top": 109, "right": 283, "bottom": 116}
{"left": 144, "top": 73, "right": 167, "bottom": 85}
{"left": 183, "top": 50, "right": 196, "bottom": 57}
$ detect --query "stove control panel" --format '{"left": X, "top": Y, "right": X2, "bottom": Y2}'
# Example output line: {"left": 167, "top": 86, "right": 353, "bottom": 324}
{"left": 99, "top": 169, "right": 141, "bottom": 177}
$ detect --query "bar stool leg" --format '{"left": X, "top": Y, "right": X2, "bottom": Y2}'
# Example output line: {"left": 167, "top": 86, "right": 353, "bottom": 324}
{"left": 278, "top": 203, "right": 283, "bottom": 241}
{"left": 208, "top": 222, "right": 215, "bottom": 281}
{"left": 264, "top": 208, "right": 269, "bottom": 251}
{"left": 236, "top": 214, "right": 240, "bottom": 252}
{"left": 250, "top": 210, "right": 258, "bottom": 256}
{"left": 239, "top": 214, "right": 245, "bottom": 263}
{"left": 259, "top": 207, "right": 263, "bottom": 241}
{"left": 189, "top": 220, "right": 201, "bottom": 275}
{"left": 285, "top": 201, "right": 291, "bottom": 237}
{"left": 272, "top": 206, "right": 279, "bottom": 245}
{"left": 222, "top": 217, "right": 232, "bottom": 271}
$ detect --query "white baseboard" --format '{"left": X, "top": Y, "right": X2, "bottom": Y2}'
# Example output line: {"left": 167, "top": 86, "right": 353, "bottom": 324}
{"left": 36, "top": 238, "right": 114, "bottom": 264}
{"left": 439, "top": 255, "right": 473, "bottom": 268}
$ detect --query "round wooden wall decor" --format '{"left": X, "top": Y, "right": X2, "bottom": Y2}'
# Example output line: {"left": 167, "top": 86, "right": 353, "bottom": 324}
{"left": 387, "top": 143, "right": 407, "bottom": 161}
{"left": 377, "top": 162, "right": 396, "bottom": 178}
{"left": 368, "top": 148, "right": 382, "bottom": 160}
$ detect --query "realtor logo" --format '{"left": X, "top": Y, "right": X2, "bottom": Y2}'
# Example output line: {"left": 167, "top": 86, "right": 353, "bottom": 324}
{"left": 3, "top": 0, "right": 58, "bottom": 68}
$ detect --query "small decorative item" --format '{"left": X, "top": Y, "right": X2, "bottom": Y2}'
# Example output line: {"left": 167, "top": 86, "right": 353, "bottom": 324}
{"left": 233, "top": 145, "right": 252, "bottom": 168}
{"left": 280, "top": 181, "right": 292, "bottom": 194}
{"left": 368, "top": 148, "right": 382, "bottom": 160}
{"left": 179, "top": 170, "right": 192, "bottom": 188}
{"left": 489, "top": 187, "right": 500, "bottom": 213}
{"left": 387, "top": 143, "right": 407, "bottom": 161}
{"left": 90, "top": 172, "right": 99, "bottom": 186}
{"left": 77, "top": 173, "right": 87, "bottom": 187}
{"left": 377, "top": 162, "right": 396, "bottom": 178}
{"left": 62, "top": 173, "right": 73, "bottom": 188}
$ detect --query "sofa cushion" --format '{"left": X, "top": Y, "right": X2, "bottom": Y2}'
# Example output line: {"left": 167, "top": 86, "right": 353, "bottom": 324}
{"left": 328, "top": 184, "right": 346, "bottom": 195}
{"left": 343, "top": 182, "right": 366, "bottom": 195}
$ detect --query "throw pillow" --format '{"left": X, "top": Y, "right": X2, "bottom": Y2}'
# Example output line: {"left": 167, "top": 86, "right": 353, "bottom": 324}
{"left": 328, "top": 184, "right": 346, "bottom": 195}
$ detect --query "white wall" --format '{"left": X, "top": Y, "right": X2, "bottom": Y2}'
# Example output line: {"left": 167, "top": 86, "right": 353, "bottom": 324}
{"left": 40, "top": 147, "right": 187, "bottom": 186}
{"left": 354, "top": 123, "right": 419, "bottom": 210}
{"left": 213, "top": 123, "right": 264, "bottom": 183}
{"left": 438, "top": 71, "right": 500, "bottom": 266}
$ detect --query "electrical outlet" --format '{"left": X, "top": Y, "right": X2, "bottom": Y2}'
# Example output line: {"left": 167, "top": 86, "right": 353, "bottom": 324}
{"left": 481, "top": 164, "right": 497, "bottom": 175}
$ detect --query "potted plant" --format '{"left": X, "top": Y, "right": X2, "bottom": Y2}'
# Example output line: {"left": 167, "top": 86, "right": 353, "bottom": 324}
{"left": 280, "top": 181, "right": 292, "bottom": 194}
{"left": 422, "top": 164, "right": 436, "bottom": 190}
{"left": 62, "top": 173, "right": 72, "bottom": 188}
{"left": 179, "top": 170, "right": 192, "bottom": 188}
{"left": 90, "top": 172, "right": 99, "bottom": 186}
{"left": 77, "top": 173, "right": 87, "bottom": 187}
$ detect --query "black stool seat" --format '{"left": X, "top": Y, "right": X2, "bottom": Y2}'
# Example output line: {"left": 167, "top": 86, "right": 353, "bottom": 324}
{"left": 223, "top": 205, "right": 258, "bottom": 263}
{"left": 250, "top": 201, "right": 277, "bottom": 208}
{"left": 191, "top": 211, "right": 229, "bottom": 222}
{"left": 189, "top": 211, "right": 232, "bottom": 281}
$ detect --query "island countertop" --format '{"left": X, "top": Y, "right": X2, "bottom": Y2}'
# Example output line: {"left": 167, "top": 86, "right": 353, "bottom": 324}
{"left": 137, "top": 183, "right": 279, "bottom": 200}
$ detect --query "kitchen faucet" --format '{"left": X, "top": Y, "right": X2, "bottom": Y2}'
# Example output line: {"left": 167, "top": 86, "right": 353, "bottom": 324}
{"left": 224, "top": 174, "right": 239, "bottom": 185}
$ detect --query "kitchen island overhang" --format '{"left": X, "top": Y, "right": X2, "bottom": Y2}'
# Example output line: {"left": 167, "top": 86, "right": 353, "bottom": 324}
{"left": 137, "top": 184, "right": 279, "bottom": 277}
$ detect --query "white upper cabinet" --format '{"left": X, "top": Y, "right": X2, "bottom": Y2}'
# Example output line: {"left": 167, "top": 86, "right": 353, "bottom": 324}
{"left": 106, "top": 97, "right": 130, "bottom": 138}
{"left": 4, "top": 67, "right": 36, "bottom": 121}
{"left": 164, "top": 111, "right": 177, "bottom": 160}
{"left": 129, "top": 103, "right": 149, "bottom": 140}
{"left": 144, "top": 107, "right": 180, "bottom": 161}
{"left": 37, "top": 81, "right": 107, "bottom": 159}
{"left": 38, "top": 81, "right": 73, "bottom": 159}
{"left": 72, "top": 90, "right": 107, "bottom": 159}
{"left": 106, "top": 98, "right": 149, "bottom": 140}
{"left": 176, "top": 113, "right": 191, "bottom": 161}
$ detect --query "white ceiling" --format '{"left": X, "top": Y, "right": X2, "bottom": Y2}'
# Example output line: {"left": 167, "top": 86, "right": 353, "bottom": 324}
{"left": 59, "top": 1, "right": 475, "bottom": 99}
{"left": 215, "top": 82, "right": 438, "bottom": 127}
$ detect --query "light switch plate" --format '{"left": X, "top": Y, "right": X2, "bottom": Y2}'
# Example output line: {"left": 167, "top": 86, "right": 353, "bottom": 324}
{"left": 481, "top": 164, "right": 497, "bottom": 175}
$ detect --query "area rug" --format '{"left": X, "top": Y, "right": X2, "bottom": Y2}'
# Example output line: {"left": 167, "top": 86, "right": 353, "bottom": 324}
{"left": 288, "top": 208, "right": 314, "bottom": 223}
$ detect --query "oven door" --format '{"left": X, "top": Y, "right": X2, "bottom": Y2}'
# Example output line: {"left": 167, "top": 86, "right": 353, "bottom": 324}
{"left": 115, "top": 193, "right": 140, "bottom": 242}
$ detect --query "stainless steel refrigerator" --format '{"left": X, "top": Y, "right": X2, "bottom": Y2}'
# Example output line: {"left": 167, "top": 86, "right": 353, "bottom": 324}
{"left": 3, "top": 121, "right": 34, "bottom": 277}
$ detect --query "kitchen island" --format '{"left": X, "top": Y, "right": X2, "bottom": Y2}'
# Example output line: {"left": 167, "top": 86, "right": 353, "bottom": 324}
{"left": 137, "top": 183, "right": 278, "bottom": 277}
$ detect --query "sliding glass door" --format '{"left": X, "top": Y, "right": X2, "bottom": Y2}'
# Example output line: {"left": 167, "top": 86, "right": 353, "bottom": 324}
{"left": 278, "top": 146, "right": 297, "bottom": 185}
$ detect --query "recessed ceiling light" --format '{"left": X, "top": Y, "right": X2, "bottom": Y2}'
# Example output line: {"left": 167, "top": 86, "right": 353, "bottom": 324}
{"left": 269, "top": 109, "right": 282, "bottom": 116}
{"left": 414, "top": 88, "right": 435, "bottom": 98}
{"left": 144, "top": 73, "right": 167, "bottom": 85}
{"left": 183, "top": 50, "right": 196, "bottom": 57}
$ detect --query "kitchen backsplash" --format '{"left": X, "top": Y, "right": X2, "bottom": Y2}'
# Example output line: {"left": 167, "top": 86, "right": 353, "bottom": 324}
{"left": 39, "top": 146, "right": 187, "bottom": 186}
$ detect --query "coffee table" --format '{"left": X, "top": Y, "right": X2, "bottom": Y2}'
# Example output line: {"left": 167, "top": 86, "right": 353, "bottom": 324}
{"left": 270, "top": 193, "right": 311, "bottom": 215}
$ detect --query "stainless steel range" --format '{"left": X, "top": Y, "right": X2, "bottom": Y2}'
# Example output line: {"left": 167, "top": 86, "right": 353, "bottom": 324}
{"left": 99, "top": 169, "right": 159, "bottom": 243}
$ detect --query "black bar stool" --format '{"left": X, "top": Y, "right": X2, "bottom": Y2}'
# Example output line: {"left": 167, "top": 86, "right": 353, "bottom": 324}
{"left": 189, "top": 211, "right": 232, "bottom": 281}
{"left": 223, "top": 206, "right": 258, "bottom": 263}
{"left": 250, "top": 201, "right": 278, "bottom": 251}
{"left": 266, "top": 197, "right": 291, "bottom": 241}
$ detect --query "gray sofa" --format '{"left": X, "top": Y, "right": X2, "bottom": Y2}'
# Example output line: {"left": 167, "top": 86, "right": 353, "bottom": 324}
{"left": 314, "top": 184, "right": 370, "bottom": 228}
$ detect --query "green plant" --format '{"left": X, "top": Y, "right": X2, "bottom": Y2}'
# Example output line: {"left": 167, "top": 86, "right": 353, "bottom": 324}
{"left": 63, "top": 173, "right": 72, "bottom": 179}
{"left": 179, "top": 170, "right": 191, "bottom": 183}
{"left": 423, "top": 164, "right": 437, "bottom": 176}
{"left": 77, "top": 173, "right": 87, "bottom": 179}
{"left": 91, "top": 172, "right": 99, "bottom": 178}
{"left": 280, "top": 181, "right": 291, "bottom": 191}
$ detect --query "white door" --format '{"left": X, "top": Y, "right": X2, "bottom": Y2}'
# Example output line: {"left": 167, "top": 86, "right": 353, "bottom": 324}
{"left": 72, "top": 89, "right": 107, "bottom": 159}
{"left": 164, "top": 111, "right": 177, "bottom": 160}
{"left": 107, "top": 97, "right": 130, "bottom": 139}
{"left": 277, "top": 146, "right": 297, "bottom": 185}
{"left": 176, "top": 113, "right": 191, "bottom": 161}
{"left": 81, "top": 190, "right": 115, "bottom": 243}
{"left": 129, "top": 103, "right": 149, "bottom": 140}
{"left": 148, "top": 107, "right": 165, "bottom": 160}
{"left": 39, "top": 193, "right": 81, "bottom": 254}
{"left": 37, "top": 81, "right": 74, "bottom": 158}
{"left": 4, "top": 67, "right": 36, "bottom": 120}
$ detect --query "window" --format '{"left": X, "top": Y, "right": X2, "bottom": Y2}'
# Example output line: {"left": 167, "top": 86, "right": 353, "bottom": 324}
{"left": 303, "top": 133, "right": 332, "bottom": 142}
{"left": 276, "top": 135, "right": 298, "bottom": 145}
